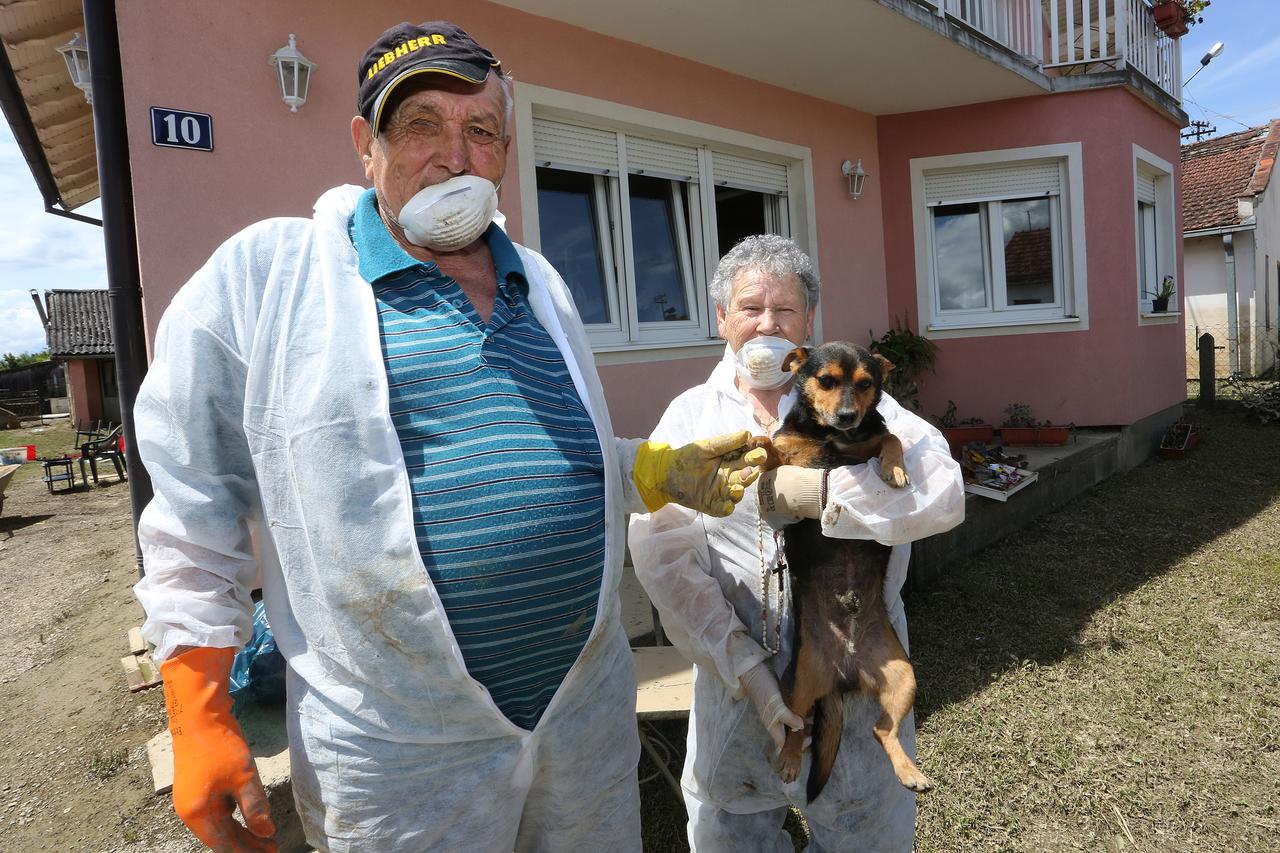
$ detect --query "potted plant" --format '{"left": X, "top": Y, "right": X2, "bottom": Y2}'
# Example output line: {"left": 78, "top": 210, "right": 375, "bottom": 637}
{"left": 1148, "top": 275, "right": 1176, "bottom": 313}
{"left": 934, "top": 400, "right": 995, "bottom": 459}
{"left": 1151, "top": 0, "right": 1210, "bottom": 39}
{"left": 999, "top": 402, "right": 1072, "bottom": 447}
{"left": 869, "top": 314, "right": 938, "bottom": 412}
{"left": 1158, "top": 419, "right": 1201, "bottom": 459}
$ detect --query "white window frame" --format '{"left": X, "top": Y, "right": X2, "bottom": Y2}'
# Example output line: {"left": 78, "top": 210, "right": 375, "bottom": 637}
{"left": 1133, "top": 144, "right": 1178, "bottom": 325}
{"left": 910, "top": 143, "right": 1090, "bottom": 339}
{"left": 514, "top": 83, "right": 818, "bottom": 364}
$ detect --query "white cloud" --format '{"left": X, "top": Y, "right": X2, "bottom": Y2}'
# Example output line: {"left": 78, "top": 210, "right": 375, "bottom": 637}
{"left": 0, "top": 289, "right": 51, "bottom": 355}
{"left": 1193, "top": 34, "right": 1280, "bottom": 98}
{"left": 0, "top": 124, "right": 106, "bottom": 357}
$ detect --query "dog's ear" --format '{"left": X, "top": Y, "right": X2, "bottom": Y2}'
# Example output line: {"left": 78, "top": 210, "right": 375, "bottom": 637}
{"left": 873, "top": 353, "right": 895, "bottom": 377}
{"left": 782, "top": 347, "right": 810, "bottom": 373}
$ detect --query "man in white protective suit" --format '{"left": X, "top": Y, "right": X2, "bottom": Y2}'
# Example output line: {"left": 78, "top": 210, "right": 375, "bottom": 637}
{"left": 629, "top": 235, "right": 966, "bottom": 852}
{"left": 133, "top": 21, "right": 766, "bottom": 853}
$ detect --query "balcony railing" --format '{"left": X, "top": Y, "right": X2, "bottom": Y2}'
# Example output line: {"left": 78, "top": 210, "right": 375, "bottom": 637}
{"left": 919, "top": 0, "right": 1182, "bottom": 102}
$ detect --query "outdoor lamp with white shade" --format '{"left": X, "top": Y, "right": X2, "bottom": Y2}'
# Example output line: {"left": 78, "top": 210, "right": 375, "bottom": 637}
{"left": 270, "top": 34, "right": 316, "bottom": 112}
{"left": 57, "top": 32, "right": 92, "bottom": 104}
{"left": 1183, "top": 41, "right": 1224, "bottom": 87}
{"left": 841, "top": 159, "right": 867, "bottom": 200}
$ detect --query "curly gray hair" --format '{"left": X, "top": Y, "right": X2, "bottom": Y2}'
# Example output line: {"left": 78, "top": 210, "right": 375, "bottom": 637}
{"left": 709, "top": 235, "right": 819, "bottom": 311}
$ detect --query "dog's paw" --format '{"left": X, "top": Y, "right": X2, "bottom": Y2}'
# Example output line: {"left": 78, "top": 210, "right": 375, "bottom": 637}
{"left": 882, "top": 466, "right": 910, "bottom": 488}
{"left": 899, "top": 769, "right": 934, "bottom": 793}
{"left": 776, "top": 750, "right": 802, "bottom": 785}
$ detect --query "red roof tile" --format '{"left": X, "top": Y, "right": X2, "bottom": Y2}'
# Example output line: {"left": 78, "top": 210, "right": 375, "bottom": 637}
{"left": 1180, "top": 120, "right": 1279, "bottom": 232}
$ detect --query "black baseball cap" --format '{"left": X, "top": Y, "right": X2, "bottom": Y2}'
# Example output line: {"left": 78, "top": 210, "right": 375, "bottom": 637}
{"left": 357, "top": 21, "right": 501, "bottom": 135}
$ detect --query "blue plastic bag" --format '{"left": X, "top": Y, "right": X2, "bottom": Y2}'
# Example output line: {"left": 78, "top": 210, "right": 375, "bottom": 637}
{"left": 229, "top": 601, "right": 286, "bottom": 709}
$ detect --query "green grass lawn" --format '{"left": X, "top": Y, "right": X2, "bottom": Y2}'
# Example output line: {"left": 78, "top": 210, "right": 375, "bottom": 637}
{"left": 0, "top": 420, "right": 81, "bottom": 491}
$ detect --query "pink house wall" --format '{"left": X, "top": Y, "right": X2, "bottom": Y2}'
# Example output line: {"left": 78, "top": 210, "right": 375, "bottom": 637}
{"left": 117, "top": 0, "right": 884, "bottom": 437}
{"left": 66, "top": 358, "right": 102, "bottom": 426}
{"left": 877, "top": 87, "right": 1186, "bottom": 427}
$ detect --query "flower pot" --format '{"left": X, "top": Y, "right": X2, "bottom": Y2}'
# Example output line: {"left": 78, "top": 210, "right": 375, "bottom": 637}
{"left": 1151, "top": 1, "right": 1189, "bottom": 37}
{"left": 999, "top": 426, "right": 1070, "bottom": 447}
{"left": 1151, "top": 296, "right": 1170, "bottom": 313}
{"left": 941, "top": 424, "right": 995, "bottom": 459}
{"left": 1159, "top": 422, "right": 1200, "bottom": 459}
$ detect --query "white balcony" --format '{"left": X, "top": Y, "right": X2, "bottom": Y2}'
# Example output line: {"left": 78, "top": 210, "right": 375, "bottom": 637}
{"left": 921, "top": 0, "right": 1183, "bottom": 101}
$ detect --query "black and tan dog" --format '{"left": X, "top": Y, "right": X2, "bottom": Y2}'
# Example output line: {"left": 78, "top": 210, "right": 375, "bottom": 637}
{"left": 749, "top": 340, "right": 932, "bottom": 803}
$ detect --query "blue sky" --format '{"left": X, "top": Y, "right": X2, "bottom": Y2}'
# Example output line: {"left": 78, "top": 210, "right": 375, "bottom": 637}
{"left": 0, "top": 1, "right": 1276, "bottom": 357}
{"left": 1180, "top": 0, "right": 1280, "bottom": 133}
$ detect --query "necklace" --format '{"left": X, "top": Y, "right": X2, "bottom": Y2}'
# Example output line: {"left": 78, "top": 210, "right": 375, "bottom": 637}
{"left": 757, "top": 513, "right": 786, "bottom": 655}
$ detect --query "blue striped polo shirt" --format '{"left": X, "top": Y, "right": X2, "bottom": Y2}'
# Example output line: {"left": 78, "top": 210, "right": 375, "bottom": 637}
{"left": 350, "top": 189, "right": 606, "bottom": 729}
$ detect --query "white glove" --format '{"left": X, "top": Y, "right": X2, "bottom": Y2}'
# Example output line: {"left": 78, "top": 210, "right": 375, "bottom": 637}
{"left": 740, "top": 661, "right": 805, "bottom": 751}
{"left": 757, "top": 466, "right": 826, "bottom": 528}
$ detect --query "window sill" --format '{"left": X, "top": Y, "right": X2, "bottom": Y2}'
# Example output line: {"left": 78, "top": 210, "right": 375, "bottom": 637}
{"left": 925, "top": 315, "right": 1083, "bottom": 339}
{"left": 1139, "top": 310, "right": 1180, "bottom": 323}
{"left": 592, "top": 339, "right": 725, "bottom": 366}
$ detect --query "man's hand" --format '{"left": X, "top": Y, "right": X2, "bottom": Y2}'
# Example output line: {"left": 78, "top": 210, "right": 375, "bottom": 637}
{"left": 740, "top": 662, "right": 804, "bottom": 752}
{"left": 161, "top": 647, "right": 278, "bottom": 853}
{"left": 634, "top": 430, "right": 768, "bottom": 517}
{"left": 757, "top": 465, "right": 826, "bottom": 528}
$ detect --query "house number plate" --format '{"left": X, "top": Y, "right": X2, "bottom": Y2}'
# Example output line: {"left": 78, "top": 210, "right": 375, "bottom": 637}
{"left": 150, "top": 107, "right": 213, "bottom": 151}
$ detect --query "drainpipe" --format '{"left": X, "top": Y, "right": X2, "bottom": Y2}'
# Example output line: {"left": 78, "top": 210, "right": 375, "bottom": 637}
{"left": 83, "top": 0, "right": 153, "bottom": 576}
{"left": 1223, "top": 233, "right": 1239, "bottom": 375}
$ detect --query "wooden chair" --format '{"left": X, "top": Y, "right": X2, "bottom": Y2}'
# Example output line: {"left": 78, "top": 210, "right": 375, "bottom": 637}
{"left": 79, "top": 425, "right": 127, "bottom": 485}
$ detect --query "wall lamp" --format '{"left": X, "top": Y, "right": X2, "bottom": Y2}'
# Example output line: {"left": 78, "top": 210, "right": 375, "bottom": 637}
{"left": 57, "top": 32, "right": 93, "bottom": 104}
{"left": 270, "top": 34, "right": 316, "bottom": 112}
{"left": 841, "top": 159, "right": 868, "bottom": 200}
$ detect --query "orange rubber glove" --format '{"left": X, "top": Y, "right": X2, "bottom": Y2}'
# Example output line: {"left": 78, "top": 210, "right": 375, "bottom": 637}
{"left": 161, "top": 647, "right": 278, "bottom": 853}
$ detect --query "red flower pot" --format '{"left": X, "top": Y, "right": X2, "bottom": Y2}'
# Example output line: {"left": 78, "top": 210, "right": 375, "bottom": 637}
{"left": 1000, "top": 426, "right": 1070, "bottom": 447}
{"left": 1152, "top": 1, "right": 1189, "bottom": 37}
{"left": 941, "top": 424, "right": 995, "bottom": 459}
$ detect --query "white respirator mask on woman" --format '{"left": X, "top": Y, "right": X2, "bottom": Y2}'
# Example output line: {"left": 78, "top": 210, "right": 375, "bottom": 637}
{"left": 733, "top": 335, "right": 798, "bottom": 390}
{"left": 397, "top": 175, "right": 499, "bottom": 252}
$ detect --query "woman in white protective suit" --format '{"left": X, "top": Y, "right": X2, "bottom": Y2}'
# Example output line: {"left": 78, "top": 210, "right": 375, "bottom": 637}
{"left": 629, "top": 234, "right": 966, "bottom": 852}
{"left": 132, "top": 21, "right": 764, "bottom": 853}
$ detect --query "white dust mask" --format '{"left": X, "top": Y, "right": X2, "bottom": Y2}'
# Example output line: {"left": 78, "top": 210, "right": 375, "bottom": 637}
{"left": 733, "top": 335, "right": 797, "bottom": 390}
{"left": 397, "top": 175, "right": 498, "bottom": 252}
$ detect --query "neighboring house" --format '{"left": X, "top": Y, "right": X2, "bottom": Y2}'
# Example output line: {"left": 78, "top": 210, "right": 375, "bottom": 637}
{"left": 36, "top": 289, "right": 119, "bottom": 426}
{"left": 1180, "top": 120, "right": 1280, "bottom": 378}
{"left": 2, "top": 0, "right": 1192, "bottom": 442}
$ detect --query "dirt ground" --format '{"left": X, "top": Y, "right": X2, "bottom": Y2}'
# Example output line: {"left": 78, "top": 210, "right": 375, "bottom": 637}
{"left": 0, "top": 421, "right": 198, "bottom": 852}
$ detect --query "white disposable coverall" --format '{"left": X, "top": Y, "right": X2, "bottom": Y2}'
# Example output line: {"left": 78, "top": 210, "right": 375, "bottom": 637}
{"left": 134, "top": 185, "right": 648, "bottom": 852}
{"left": 628, "top": 351, "right": 965, "bottom": 852}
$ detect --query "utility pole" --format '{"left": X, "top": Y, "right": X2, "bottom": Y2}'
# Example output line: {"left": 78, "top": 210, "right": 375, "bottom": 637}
{"left": 1182, "top": 120, "right": 1217, "bottom": 143}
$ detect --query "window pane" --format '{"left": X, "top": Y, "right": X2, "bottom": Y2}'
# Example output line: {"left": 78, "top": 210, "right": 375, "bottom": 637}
{"left": 714, "top": 186, "right": 769, "bottom": 259}
{"left": 629, "top": 174, "right": 691, "bottom": 322}
{"left": 933, "top": 203, "right": 987, "bottom": 310}
{"left": 1138, "top": 202, "right": 1157, "bottom": 297}
{"left": 536, "top": 168, "right": 611, "bottom": 325}
{"left": 1001, "top": 198, "right": 1055, "bottom": 306}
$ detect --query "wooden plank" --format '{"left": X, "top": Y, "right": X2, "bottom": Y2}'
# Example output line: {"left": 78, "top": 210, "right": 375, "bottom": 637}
{"left": 128, "top": 627, "right": 147, "bottom": 656}
{"left": 121, "top": 654, "right": 144, "bottom": 692}
{"left": 122, "top": 652, "right": 162, "bottom": 692}
{"left": 135, "top": 653, "right": 162, "bottom": 690}
{"left": 633, "top": 646, "right": 694, "bottom": 720}
{"left": 146, "top": 730, "right": 174, "bottom": 795}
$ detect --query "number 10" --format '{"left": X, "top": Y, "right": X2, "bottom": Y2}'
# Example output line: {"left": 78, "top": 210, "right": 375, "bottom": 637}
{"left": 161, "top": 113, "right": 202, "bottom": 145}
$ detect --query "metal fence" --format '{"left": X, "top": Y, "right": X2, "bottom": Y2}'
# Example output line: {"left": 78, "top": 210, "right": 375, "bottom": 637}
{"left": 1185, "top": 324, "right": 1279, "bottom": 380}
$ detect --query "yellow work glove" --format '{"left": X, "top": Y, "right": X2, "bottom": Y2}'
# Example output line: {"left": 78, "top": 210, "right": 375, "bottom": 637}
{"left": 160, "top": 647, "right": 278, "bottom": 853}
{"left": 634, "top": 430, "right": 767, "bottom": 517}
